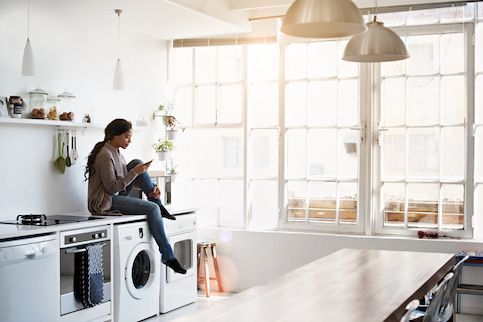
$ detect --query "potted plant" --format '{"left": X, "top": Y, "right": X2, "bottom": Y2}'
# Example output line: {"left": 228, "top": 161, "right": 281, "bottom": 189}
{"left": 153, "top": 139, "right": 173, "bottom": 161}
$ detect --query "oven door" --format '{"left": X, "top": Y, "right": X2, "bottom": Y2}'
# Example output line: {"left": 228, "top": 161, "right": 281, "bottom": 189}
{"left": 166, "top": 232, "right": 196, "bottom": 283}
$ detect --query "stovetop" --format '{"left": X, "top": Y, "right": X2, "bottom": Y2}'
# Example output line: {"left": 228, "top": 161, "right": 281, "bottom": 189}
{"left": 0, "top": 214, "right": 103, "bottom": 226}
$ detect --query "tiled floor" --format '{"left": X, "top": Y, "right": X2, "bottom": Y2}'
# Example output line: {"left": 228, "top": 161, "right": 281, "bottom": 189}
{"left": 145, "top": 292, "right": 483, "bottom": 322}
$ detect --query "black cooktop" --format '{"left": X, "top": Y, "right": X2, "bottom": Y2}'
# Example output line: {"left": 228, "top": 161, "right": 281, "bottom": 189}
{"left": 0, "top": 214, "right": 103, "bottom": 226}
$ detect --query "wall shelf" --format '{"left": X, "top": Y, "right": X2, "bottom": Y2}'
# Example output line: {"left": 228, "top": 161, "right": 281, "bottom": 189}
{"left": 0, "top": 117, "right": 101, "bottom": 128}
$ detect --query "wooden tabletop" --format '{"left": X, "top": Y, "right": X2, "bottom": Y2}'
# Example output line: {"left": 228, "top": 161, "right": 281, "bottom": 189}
{"left": 174, "top": 248, "right": 455, "bottom": 322}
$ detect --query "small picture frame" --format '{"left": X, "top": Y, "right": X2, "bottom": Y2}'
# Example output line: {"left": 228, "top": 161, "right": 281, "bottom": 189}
{"left": 0, "top": 96, "right": 8, "bottom": 118}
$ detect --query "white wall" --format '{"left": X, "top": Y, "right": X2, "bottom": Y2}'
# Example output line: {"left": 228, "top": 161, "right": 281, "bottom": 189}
{"left": 0, "top": 0, "right": 167, "bottom": 219}
{"left": 198, "top": 228, "right": 483, "bottom": 314}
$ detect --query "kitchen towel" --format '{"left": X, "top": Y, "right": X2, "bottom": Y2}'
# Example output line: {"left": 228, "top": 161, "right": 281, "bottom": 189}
{"left": 86, "top": 244, "right": 104, "bottom": 305}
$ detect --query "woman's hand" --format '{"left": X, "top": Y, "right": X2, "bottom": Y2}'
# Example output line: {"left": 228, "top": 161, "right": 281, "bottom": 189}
{"left": 134, "top": 160, "right": 152, "bottom": 175}
{"left": 148, "top": 185, "right": 161, "bottom": 199}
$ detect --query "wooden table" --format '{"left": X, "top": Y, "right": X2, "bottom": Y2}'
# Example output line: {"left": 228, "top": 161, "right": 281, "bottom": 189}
{"left": 174, "top": 248, "right": 455, "bottom": 322}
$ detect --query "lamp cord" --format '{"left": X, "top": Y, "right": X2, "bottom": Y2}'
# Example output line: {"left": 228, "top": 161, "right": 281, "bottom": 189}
{"left": 27, "top": 0, "right": 30, "bottom": 38}
{"left": 117, "top": 12, "right": 120, "bottom": 59}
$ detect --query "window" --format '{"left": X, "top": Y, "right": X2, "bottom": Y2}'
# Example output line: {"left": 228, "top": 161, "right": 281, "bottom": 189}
{"left": 169, "top": 5, "right": 482, "bottom": 238}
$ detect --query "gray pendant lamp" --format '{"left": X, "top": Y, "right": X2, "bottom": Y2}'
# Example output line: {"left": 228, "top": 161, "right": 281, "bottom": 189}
{"left": 343, "top": 2, "right": 409, "bottom": 62}
{"left": 280, "top": 0, "right": 366, "bottom": 38}
{"left": 113, "top": 9, "right": 125, "bottom": 90}
{"left": 22, "top": 0, "right": 35, "bottom": 76}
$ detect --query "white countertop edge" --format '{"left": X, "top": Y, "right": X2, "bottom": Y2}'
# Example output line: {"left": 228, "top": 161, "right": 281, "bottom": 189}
{"left": 0, "top": 205, "right": 197, "bottom": 240}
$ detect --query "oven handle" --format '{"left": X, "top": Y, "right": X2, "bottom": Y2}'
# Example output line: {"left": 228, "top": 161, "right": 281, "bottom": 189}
{"left": 64, "top": 243, "right": 106, "bottom": 254}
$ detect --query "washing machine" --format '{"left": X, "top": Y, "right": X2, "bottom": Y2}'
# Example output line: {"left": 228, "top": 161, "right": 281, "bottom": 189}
{"left": 114, "top": 221, "right": 160, "bottom": 322}
{"left": 160, "top": 213, "right": 197, "bottom": 313}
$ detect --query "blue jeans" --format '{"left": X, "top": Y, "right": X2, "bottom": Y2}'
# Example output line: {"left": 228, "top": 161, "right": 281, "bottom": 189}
{"left": 111, "top": 159, "right": 174, "bottom": 263}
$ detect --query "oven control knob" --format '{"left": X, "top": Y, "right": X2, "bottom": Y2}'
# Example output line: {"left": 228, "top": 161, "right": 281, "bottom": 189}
{"left": 99, "top": 232, "right": 106, "bottom": 238}
{"left": 92, "top": 234, "right": 99, "bottom": 239}
{"left": 69, "top": 237, "right": 77, "bottom": 243}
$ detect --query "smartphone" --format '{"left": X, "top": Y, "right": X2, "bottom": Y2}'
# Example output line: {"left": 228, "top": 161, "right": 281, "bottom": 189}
{"left": 143, "top": 160, "right": 153, "bottom": 165}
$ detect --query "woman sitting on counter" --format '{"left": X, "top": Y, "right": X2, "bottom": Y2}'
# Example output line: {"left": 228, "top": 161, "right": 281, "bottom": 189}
{"left": 85, "top": 118, "right": 186, "bottom": 274}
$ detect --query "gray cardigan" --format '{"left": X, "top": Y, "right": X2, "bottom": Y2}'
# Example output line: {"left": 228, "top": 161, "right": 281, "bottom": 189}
{"left": 88, "top": 142, "right": 138, "bottom": 214}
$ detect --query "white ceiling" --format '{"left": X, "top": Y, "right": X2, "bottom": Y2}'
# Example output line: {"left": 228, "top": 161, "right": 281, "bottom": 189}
{"left": 44, "top": 0, "right": 472, "bottom": 40}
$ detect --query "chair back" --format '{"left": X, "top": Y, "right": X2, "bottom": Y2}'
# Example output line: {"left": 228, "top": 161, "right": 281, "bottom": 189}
{"left": 400, "top": 299, "right": 420, "bottom": 322}
{"left": 438, "top": 255, "right": 469, "bottom": 320}
{"left": 422, "top": 272, "right": 454, "bottom": 322}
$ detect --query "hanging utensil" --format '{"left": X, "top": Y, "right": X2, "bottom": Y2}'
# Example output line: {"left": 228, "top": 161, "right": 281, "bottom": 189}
{"left": 65, "top": 131, "right": 72, "bottom": 167}
{"left": 71, "top": 131, "right": 78, "bottom": 164}
{"left": 55, "top": 131, "right": 66, "bottom": 174}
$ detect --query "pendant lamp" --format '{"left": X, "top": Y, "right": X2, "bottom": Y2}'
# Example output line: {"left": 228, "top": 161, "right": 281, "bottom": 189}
{"left": 280, "top": 0, "right": 366, "bottom": 39}
{"left": 113, "top": 9, "right": 124, "bottom": 90}
{"left": 22, "top": 0, "right": 35, "bottom": 76}
{"left": 343, "top": 3, "right": 409, "bottom": 62}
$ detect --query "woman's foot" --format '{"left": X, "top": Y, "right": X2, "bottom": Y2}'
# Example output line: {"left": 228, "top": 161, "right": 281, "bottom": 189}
{"left": 166, "top": 258, "right": 187, "bottom": 274}
{"left": 162, "top": 212, "right": 176, "bottom": 220}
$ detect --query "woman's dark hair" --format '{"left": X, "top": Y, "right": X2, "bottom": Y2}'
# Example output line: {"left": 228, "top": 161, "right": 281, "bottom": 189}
{"left": 84, "top": 119, "right": 132, "bottom": 180}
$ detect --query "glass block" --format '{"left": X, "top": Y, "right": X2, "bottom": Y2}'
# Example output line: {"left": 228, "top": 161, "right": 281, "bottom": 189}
{"left": 286, "top": 129, "right": 307, "bottom": 178}
{"left": 406, "top": 35, "right": 440, "bottom": 76}
{"left": 307, "top": 129, "right": 337, "bottom": 178}
{"left": 218, "top": 46, "right": 243, "bottom": 82}
{"left": 189, "top": 128, "right": 243, "bottom": 177}
{"left": 285, "top": 81, "right": 307, "bottom": 127}
{"left": 407, "top": 183, "right": 439, "bottom": 228}
{"left": 338, "top": 182, "right": 358, "bottom": 224}
{"left": 249, "top": 180, "right": 278, "bottom": 230}
{"left": 171, "top": 48, "right": 193, "bottom": 85}
{"left": 173, "top": 86, "right": 193, "bottom": 127}
{"left": 440, "top": 33, "right": 464, "bottom": 75}
{"left": 441, "top": 75, "right": 465, "bottom": 125}
{"left": 337, "top": 129, "right": 359, "bottom": 180}
{"left": 382, "top": 183, "right": 405, "bottom": 227}
{"left": 441, "top": 184, "right": 464, "bottom": 230}
{"left": 219, "top": 84, "right": 243, "bottom": 124}
{"left": 475, "top": 127, "right": 483, "bottom": 181}
{"left": 287, "top": 180, "right": 307, "bottom": 221}
{"left": 476, "top": 24, "right": 483, "bottom": 73}
{"left": 195, "top": 85, "right": 216, "bottom": 124}
{"left": 407, "top": 8, "right": 440, "bottom": 25}
{"left": 476, "top": 75, "right": 483, "bottom": 124}
{"left": 195, "top": 47, "right": 216, "bottom": 84}
{"left": 407, "top": 128, "right": 440, "bottom": 180}
{"left": 308, "top": 41, "right": 337, "bottom": 78}
{"left": 307, "top": 181, "right": 336, "bottom": 222}
{"left": 219, "top": 179, "right": 244, "bottom": 227}
{"left": 285, "top": 43, "right": 307, "bottom": 80}
{"left": 377, "top": 12, "right": 407, "bottom": 26}
{"left": 441, "top": 127, "right": 464, "bottom": 181}
{"left": 250, "top": 129, "right": 278, "bottom": 178}
{"left": 194, "top": 179, "right": 219, "bottom": 227}
{"left": 406, "top": 76, "right": 439, "bottom": 125}
{"left": 440, "top": 4, "right": 474, "bottom": 23}
{"left": 381, "top": 77, "right": 405, "bottom": 126}
{"left": 475, "top": 185, "right": 483, "bottom": 236}
{"left": 247, "top": 44, "right": 279, "bottom": 82}
{"left": 338, "top": 79, "right": 359, "bottom": 127}
{"left": 338, "top": 40, "right": 358, "bottom": 78}
{"left": 248, "top": 82, "right": 278, "bottom": 128}
{"left": 307, "top": 80, "right": 337, "bottom": 126}
{"left": 381, "top": 128, "right": 407, "bottom": 181}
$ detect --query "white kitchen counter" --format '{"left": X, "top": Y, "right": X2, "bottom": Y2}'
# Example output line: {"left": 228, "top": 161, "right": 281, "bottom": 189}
{"left": 0, "top": 204, "right": 197, "bottom": 240}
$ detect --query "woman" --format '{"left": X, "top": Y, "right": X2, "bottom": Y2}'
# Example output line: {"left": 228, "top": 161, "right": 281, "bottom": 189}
{"left": 85, "top": 118, "right": 186, "bottom": 274}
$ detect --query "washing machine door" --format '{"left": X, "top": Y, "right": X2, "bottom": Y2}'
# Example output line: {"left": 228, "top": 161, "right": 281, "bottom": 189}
{"left": 125, "top": 242, "right": 158, "bottom": 299}
{"left": 166, "top": 232, "right": 195, "bottom": 283}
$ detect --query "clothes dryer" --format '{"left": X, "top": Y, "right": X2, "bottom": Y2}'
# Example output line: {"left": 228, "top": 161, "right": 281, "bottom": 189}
{"left": 160, "top": 213, "right": 197, "bottom": 313}
{"left": 114, "top": 221, "right": 160, "bottom": 322}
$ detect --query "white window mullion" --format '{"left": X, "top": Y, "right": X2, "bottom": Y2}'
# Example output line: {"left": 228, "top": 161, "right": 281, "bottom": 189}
{"left": 242, "top": 46, "right": 249, "bottom": 229}
{"left": 278, "top": 41, "right": 287, "bottom": 228}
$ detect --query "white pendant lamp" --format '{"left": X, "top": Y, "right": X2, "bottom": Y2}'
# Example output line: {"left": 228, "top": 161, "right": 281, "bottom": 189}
{"left": 343, "top": 2, "right": 409, "bottom": 62}
{"left": 113, "top": 9, "right": 124, "bottom": 90}
{"left": 280, "top": 0, "right": 366, "bottom": 39}
{"left": 22, "top": 0, "right": 35, "bottom": 76}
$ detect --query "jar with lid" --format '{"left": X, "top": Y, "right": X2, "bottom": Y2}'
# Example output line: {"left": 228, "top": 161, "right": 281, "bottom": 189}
{"left": 29, "top": 88, "right": 48, "bottom": 119}
{"left": 57, "top": 91, "right": 76, "bottom": 121}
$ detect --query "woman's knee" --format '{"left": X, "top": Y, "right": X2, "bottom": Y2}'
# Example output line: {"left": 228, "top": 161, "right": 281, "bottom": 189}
{"left": 127, "top": 159, "right": 143, "bottom": 170}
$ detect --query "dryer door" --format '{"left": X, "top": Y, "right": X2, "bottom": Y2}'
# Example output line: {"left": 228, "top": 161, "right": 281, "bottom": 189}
{"left": 125, "top": 242, "right": 159, "bottom": 299}
{"left": 166, "top": 232, "right": 196, "bottom": 283}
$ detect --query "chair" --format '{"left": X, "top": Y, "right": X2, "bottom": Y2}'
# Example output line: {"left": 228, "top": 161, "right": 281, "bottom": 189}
{"left": 410, "top": 272, "right": 454, "bottom": 322}
{"left": 400, "top": 300, "right": 420, "bottom": 322}
{"left": 438, "top": 255, "right": 469, "bottom": 322}
{"left": 197, "top": 242, "right": 223, "bottom": 297}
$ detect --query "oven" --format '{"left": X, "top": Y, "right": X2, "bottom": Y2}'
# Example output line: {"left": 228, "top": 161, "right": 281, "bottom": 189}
{"left": 59, "top": 225, "right": 111, "bottom": 318}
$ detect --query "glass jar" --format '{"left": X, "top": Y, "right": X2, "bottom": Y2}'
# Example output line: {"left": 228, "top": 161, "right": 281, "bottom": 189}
{"left": 57, "top": 91, "right": 76, "bottom": 121}
{"left": 29, "top": 88, "right": 48, "bottom": 118}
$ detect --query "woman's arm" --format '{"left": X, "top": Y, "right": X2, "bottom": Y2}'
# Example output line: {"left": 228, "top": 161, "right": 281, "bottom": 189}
{"left": 96, "top": 151, "right": 138, "bottom": 195}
